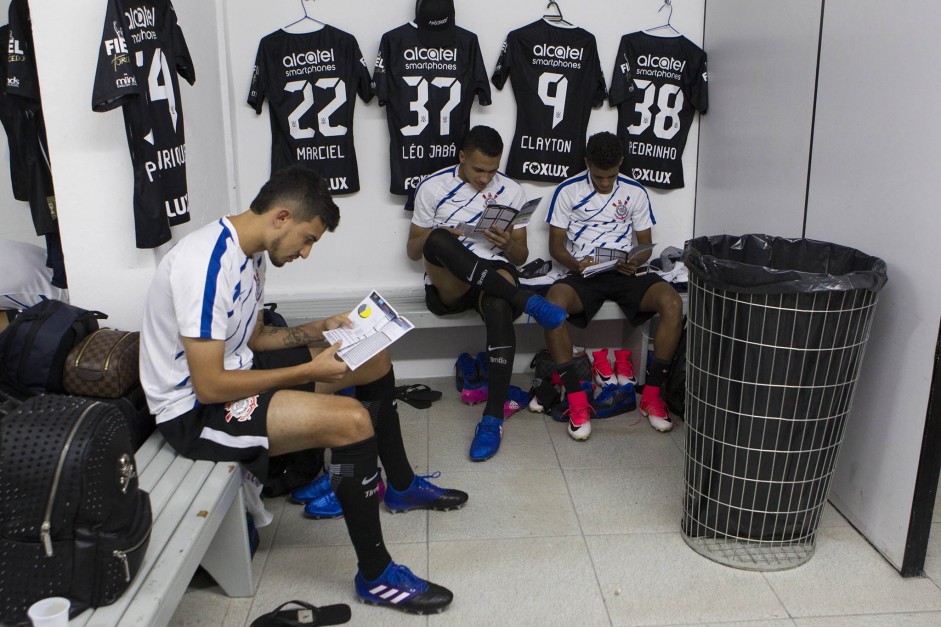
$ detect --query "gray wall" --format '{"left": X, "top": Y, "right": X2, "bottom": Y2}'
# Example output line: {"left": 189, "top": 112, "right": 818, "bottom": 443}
{"left": 697, "top": 0, "right": 941, "bottom": 571}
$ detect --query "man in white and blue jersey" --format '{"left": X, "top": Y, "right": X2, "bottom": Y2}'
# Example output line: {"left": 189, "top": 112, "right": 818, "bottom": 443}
{"left": 542, "top": 132, "right": 683, "bottom": 439}
{"left": 407, "top": 125, "right": 566, "bottom": 462}
{"left": 140, "top": 165, "right": 464, "bottom": 614}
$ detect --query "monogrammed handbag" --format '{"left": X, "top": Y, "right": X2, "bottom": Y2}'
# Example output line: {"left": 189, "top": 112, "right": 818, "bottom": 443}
{"left": 63, "top": 329, "right": 140, "bottom": 398}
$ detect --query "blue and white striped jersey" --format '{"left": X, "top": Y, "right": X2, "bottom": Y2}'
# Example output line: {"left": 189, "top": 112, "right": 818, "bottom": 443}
{"left": 411, "top": 165, "right": 527, "bottom": 261}
{"left": 140, "top": 217, "right": 265, "bottom": 424}
{"left": 546, "top": 171, "right": 654, "bottom": 260}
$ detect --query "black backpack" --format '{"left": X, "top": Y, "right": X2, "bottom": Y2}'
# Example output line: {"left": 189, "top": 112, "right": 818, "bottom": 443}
{"left": 663, "top": 316, "right": 688, "bottom": 418}
{"left": 0, "top": 299, "right": 105, "bottom": 398}
{"left": 0, "top": 393, "right": 152, "bottom": 623}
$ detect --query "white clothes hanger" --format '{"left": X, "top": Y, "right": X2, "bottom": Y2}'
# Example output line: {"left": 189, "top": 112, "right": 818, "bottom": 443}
{"left": 283, "top": 0, "right": 325, "bottom": 34}
{"left": 644, "top": 0, "right": 681, "bottom": 36}
{"left": 542, "top": 1, "right": 573, "bottom": 27}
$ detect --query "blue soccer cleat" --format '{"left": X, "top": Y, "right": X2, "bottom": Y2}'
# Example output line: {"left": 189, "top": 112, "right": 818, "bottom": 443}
{"left": 355, "top": 562, "right": 453, "bottom": 614}
{"left": 469, "top": 415, "right": 504, "bottom": 461}
{"left": 523, "top": 294, "right": 567, "bottom": 329}
{"left": 384, "top": 472, "right": 468, "bottom": 513}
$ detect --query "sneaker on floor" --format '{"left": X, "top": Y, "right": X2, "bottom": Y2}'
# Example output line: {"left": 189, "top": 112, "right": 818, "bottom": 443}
{"left": 550, "top": 381, "right": 594, "bottom": 422}
{"left": 523, "top": 294, "right": 567, "bottom": 329}
{"left": 385, "top": 472, "right": 468, "bottom": 513}
{"left": 475, "top": 351, "right": 489, "bottom": 384}
{"left": 591, "top": 348, "right": 616, "bottom": 388}
{"left": 591, "top": 383, "right": 637, "bottom": 418}
{"left": 302, "top": 471, "right": 386, "bottom": 519}
{"left": 503, "top": 385, "right": 531, "bottom": 418}
{"left": 563, "top": 390, "right": 594, "bottom": 441}
{"left": 288, "top": 471, "right": 331, "bottom": 505}
{"left": 454, "top": 352, "right": 481, "bottom": 392}
{"left": 461, "top": 384, "right": 489, "bottom": 405}
{"left": 613, "top": 349, "right": 637, "bottom": 386}
{"left": 355, "top": 561, "right": 453, "bottom": 614}
{"left": 469, "top": 415, "right": 504, "bottom": 461}
{"left": 639, "top": 393, "right": 673, "bottom": 432}
{"left": 528, "top": 377, "right": 560, "bottom": 413}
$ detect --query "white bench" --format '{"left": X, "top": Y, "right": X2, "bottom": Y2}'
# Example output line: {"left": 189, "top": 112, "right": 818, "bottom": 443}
{"left": 270, "top": 287, "right": 688, "bottom": 383}
{"left": 71, "top": 431, "right": 253, "bottom": 627}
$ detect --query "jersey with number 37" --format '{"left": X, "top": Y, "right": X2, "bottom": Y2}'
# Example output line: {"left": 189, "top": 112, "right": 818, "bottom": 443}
{"left": 248, "top": 26, "right": 373, "bottom": 195}
{"left": 92, "top": 0, "right": 195, "bottom": 248}
{"left": 609, "top": 32, "right": 707, "bottom": 190}
{"left": 373, "top": 23, "right": 491, "bottom": 196}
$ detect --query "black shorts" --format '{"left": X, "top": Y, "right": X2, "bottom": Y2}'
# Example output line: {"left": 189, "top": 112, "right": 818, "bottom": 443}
{"left": 424, "top": 261, "right": 522, "bottom": 318}
{"left": 157, "top": 346, "right": 313, "bottom": 482}
{"left": 555, "top": 271, "right": 665, "bottom": 329}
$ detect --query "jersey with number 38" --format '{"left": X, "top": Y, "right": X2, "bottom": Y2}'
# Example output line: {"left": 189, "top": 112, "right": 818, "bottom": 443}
{"left": 609, "top": 32, "right": 707, "bottom": 190}
{"left": 373, "top": 23, "right": 491, "bottom": 196}
{"left": 491, "top": 20, "right": 606, "bottom": 183}
{"left": 248, "top": 26, "right": 373, "bottom": 195}
{"left": 92, "top": 0, "right": 195, "bottom": 248}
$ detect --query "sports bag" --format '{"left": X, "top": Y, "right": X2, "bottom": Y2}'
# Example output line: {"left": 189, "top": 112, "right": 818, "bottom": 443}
{"left": 0, "top": 299, "right": 105, "bottom": 397}
{"left": 0, "top": 393, "right": 152, "bottom": 623}
{"left": 63, "top": 329, "right": 140, "bottom": 398}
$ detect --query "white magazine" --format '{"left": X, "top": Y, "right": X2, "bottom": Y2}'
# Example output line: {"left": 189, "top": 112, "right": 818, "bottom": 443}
{"left": 322, "top": 291, "right": 414, "bottom": 370}
{"left": 582, "top": 243, "right": 656, "bottom": 278}
{"left": 459, "top": 197, "right": 541, "bottom": 237}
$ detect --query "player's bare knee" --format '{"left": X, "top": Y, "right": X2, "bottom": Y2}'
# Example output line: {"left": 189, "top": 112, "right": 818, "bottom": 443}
{"left": 342, "top": 403, "right": 374, "bottom": 443}
{"left": 661, "top": 291, "right": 683, "bottom": 327}
{"left": 361, "top": 348, "right": 392, "bottom": 380}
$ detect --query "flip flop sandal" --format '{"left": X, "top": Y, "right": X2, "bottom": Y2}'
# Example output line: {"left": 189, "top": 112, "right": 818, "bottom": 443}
{"left": 394, "top": 384, "right": 443, "bottom": 409}
{"left": 250, "top": 600, "right": 351, "bottom": 627}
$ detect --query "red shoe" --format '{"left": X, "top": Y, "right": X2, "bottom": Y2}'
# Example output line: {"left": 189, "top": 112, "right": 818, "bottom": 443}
{"left": 639, "top": 386, "right": 673, "bottom": 432}
{"left": 591, "top": 348, "right": 615, "bottom": 388}
{"left": 564, "top": 390, "right": 594, "bottom": 441}
{"left": 613, "top": 349, "right": 636, "bottom": 386}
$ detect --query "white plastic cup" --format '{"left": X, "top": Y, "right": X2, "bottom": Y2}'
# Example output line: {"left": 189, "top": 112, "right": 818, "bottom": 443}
{"left": 26, "top": 597, "right": 70, "bottom": 627}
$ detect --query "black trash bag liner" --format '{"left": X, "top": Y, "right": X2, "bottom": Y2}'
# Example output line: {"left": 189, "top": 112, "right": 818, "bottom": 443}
{"left": 681, "top": 234, "right": 886, "bottom": 544}
{"left": 683, "top": 233, "right": 887, "bottom": 294}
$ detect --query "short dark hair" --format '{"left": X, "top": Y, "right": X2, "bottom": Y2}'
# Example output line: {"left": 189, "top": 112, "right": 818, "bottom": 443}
{"left": 249, "top": 165, "right": 340, "bottom": 231}
{"left": 585, "top": 132, "right": 623, "bottom": 170}
{"left": 462, "top": 125, "right": 503, "bottom": 157}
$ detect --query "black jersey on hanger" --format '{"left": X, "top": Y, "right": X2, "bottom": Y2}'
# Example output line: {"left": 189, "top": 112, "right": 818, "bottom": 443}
{"left": 373, "top": 22, "right": 490, "bottom": 196}
{"left": 5, "top": 0, "right": 58, "bottom": 238}
{"left": 492, "top": 19, "right": 606, "bottom": 183}
{"left": 248, "top": 26, "right": 373, "bottom": 195}
{"left": 0, "top": 23, "right": 30, "bottom": 202}
{"left": 609, "top": 31, "right": 707, "bottom": 189}
{"left": 92, "top": 0, "right": 195, "bottom": 248}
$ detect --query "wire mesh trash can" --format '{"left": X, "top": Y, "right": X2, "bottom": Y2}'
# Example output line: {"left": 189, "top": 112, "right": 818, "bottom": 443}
{"left": 680, "top": 234, "right": 887, "bottom": 571}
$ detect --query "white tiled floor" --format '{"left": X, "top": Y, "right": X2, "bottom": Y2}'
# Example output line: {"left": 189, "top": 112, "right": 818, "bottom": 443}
{"left": 170, "top": 376, "right": 941, "bottom": 627}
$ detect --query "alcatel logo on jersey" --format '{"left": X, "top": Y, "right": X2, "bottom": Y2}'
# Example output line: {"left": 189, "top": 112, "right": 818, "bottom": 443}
{"left": 403, "top": 47, "right": 457, "bottom": 62}
{"left": 636, "top": 54, "right": 686, "bottom": 73}
{"left": 124, "top": 6, "right": 156, "bottom": 31}
{"left": 532, "top": 44, "right": 583, "bottom": 61}
{"left": 283, "top": 49, "right": 335, "bottom": 68}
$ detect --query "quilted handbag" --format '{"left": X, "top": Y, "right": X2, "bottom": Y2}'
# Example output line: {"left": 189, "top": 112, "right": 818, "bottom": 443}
{"left": 63, "top": 329, "right": 140, "bottom": 398}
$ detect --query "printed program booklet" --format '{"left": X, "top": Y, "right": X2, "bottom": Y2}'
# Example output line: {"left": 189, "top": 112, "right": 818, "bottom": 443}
{"left": 582, "top": 243, "right": 657, "bottom": 278}
{"left": 322, "top": 291, "right": 414, "bottom": 370}
{"left": 459, "top": 197, "right": 542, "bottom": 237}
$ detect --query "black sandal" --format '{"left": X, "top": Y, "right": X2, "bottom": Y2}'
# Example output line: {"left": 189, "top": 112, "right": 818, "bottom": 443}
{"left": 394, "top": 384, "right": 442, "bottom": 409}
{"left": 250, "top": 600, "right": 351, "bottom": 626}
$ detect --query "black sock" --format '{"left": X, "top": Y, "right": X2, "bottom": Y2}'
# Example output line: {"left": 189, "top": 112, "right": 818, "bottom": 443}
{"left": 480, "top": 295, "right": 516, "bottom": 418}
{"left": 645, "top": 357, "right": 672, "bottom": 388}
{"left": 423, "top": 228, "right": 530, "bottom": 311}
{"left": 356, "top": 368, "right": 415, "bottom": 492}
{"left": 557, "top": 358, "right": 585, "bottom": 395}
{"left": 329, "top": 437, "right": 391, "bottom": 580}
